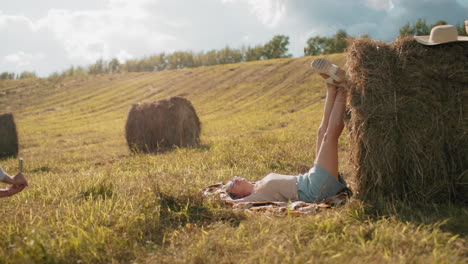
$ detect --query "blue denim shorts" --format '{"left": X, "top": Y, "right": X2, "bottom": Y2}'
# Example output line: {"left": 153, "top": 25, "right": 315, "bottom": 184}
{"left": 296, "top": 163, "right": 347, "bottom": 202}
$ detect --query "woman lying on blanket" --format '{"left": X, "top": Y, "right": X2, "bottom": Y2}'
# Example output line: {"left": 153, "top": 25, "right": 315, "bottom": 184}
{"left": 226, "top": 59, "right": 349, "bottom": 203}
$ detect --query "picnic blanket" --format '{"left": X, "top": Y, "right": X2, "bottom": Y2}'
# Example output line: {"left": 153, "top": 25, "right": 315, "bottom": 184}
{"left": 203, "top": 182, "right": 353, "bottom": 216}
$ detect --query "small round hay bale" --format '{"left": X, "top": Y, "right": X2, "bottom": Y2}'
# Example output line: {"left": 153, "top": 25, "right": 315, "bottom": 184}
{"left": 125, "top": 96, "right": 201, "bottom": 153}
{"left": 0, "top": 113, "right": 19, "bottom": 159}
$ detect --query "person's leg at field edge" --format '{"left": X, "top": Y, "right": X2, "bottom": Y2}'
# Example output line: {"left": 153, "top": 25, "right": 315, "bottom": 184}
{"left": 314, "top": 75, "right": 346, "bottom": 180}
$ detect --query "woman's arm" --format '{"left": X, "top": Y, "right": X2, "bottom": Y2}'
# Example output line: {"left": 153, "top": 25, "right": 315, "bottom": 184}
{"left": 0, "top": 168, "right": 15, "bottom": 184}
{"left": 231, "top": 191, "right": 265, "bottom": 203}
{"left": 0, "top": 168, "right": 27, "bottom": 199}
{"left": 13, "top": 173, "right": 28, "bottom": 186}
{"left": 0, "top": 188, "right": 13, "bottom": 198}
{"left": 0, "top": 185, "right": 25, "bottom": 198}
{"left": 0, "top": 168, "right": 28, "bottom": 186}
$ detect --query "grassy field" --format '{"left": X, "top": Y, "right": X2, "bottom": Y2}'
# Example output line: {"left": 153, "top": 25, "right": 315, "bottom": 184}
{"left": 0, "top": 54, "right": 466, "bottom": 263}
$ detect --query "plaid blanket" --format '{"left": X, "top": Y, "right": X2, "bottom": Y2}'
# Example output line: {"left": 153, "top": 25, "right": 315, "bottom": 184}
{"left": 203, "top": 182, "right": 353, "bottom": 216}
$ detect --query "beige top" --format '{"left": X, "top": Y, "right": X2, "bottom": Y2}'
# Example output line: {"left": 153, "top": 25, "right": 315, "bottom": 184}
{"left": 237, "top": 173, "right": 299, "bottom": 202}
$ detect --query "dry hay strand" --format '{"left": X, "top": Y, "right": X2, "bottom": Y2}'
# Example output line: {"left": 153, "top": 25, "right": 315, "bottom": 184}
{"left": 345, "top": 37, "right": 468, "bottom": 204}
{"left": 0, "top": 113, "right": 19, "bottom": 159}
{"left": 125, "top": 96, "right": 201, "bottom": 153}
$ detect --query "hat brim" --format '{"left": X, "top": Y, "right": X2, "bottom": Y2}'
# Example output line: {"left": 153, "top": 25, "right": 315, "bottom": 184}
{"left": 414, "top": 35, "right": 468, "bottom": 45}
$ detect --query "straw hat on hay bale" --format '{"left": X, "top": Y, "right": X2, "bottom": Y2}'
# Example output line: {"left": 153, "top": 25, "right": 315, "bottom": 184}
{"left": 345, "top": 34, "right": 467, "bottom": 204}
{"left": 125, "top": 96, "right": 201, "bottom": 153}
{"left": 0, "top": 113, "right": 19, "bottom": 159}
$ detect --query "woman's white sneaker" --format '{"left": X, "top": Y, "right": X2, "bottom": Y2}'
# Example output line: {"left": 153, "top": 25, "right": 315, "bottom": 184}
{"left": 310, "top": 58, "right": 346, "bottom": 85}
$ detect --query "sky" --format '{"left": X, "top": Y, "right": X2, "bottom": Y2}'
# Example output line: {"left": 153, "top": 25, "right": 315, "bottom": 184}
{"left": 1, "top": 0, "right": 467, "bottom": 77}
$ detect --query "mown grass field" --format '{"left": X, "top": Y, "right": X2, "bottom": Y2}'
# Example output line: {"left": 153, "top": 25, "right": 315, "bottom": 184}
{"left": 0, "top": 54, "right": 466, "bottom": 263}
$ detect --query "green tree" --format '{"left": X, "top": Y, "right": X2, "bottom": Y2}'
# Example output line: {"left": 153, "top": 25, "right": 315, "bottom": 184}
{"left": 413, "top": 18, "right": 430, "bottom": 35}
{"left": 399, "top": 19, "right": 449, "bottom": 38}
{"left": 304, "top": 29, "right": 349, "bottom": 55}
{"left": 399, "top": 23, "right": 413, "bottom": 37}
{"left": 121, "top": 59, "right": 134, "bottom": 72}
{"left": 108, "top": 58, "right": 120, "bottom": 73}
{"left": 203, "top": 50, "right": 218, "bottom": 66}
{"left": 216, "top": 46, "right": 243, "bottom": 64}
{"left": 48, "top": 72, "right": 61, "bottom": 80}
{"left": 61, "top": 66, "right": 75, "bottom": 77}
{"left": 154, "top": 53, "right": 168, "bottom": 70}
{"left": 138, "top": 56, "right": 156, "bottom": 71}
{"left": 456, "top": 23, "right": 467, "bottom": 36}
{"left": 18, "top": 71, "right": 37, "bottom": 79}
{"left": 430, "top": 20, "right": 447, "bottom": 28}
{"left": 359, "top": 34, "right": 371, "bottom": 39}
{"left": 0, "top": 72, "right": 15, "bottom": 80}
{"left": 74, "top": 66, "right": 88, "bottom": 76}
{"left": 167, "top": 51, "right": 194, "bottom": 69}
{"left": 244, "top": 45, "right": 264, "bottom": 61}
{"left": 262, "top": 35, "right": 291, "bottom": 59}
{"left": 305, "top": 36, "right": 331, "bottom": 55}
{"left": 88, "top": 59, "right": 106, "bottom": 75}
{"left": 332, "top": 29, "right": 349, "bottom": 53}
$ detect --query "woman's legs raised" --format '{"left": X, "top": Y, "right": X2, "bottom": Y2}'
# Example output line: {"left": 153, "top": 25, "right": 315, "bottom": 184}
{"left": 315, "top": 81, "right": 337, "bottom": 156}
{"left": 314, "top": 85, "right": 346, "bottom": 179}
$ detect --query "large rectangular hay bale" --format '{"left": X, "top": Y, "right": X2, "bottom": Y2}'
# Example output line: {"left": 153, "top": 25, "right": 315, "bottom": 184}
{"left": 345, "top": 37, "right": 467, "bottom": 204}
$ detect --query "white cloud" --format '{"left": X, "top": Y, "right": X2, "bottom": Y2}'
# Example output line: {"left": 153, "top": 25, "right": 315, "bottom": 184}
{"left": 303, "top": 25, "right": 335, "bottom": 38}
{"left": 34, "top": 4, "right": 176, "bottom": 63}
{"left": 116, "top": 49, "right": 134, "bottom": 62}
{"left": 104, "top": 0, "right": 153, "bottom": 19}
{"left": 0, "top": 12, "right": 36, "bottom": 31}
{"left": 221, "top": 0, "right": 286, "bottom": 27}
{"left": 246, "top": 0, "right": 286, "bottom": 27}
{"left": 4, "top": 51, "right": 45, "bottom": 68}
{"left": 365, "top": 0, "right": 394, "bottom": 10}
{"left": 0, "top": 1, "right": 182, "bottom": 76}
{"left": 1, "top": 0, "right": 467, "bottom": 76}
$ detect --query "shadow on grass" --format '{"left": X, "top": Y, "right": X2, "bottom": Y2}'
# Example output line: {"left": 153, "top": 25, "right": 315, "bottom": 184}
{"left": 127, "top": 143, "right": 212, "bottom": 155}
{"left": 136, "top": 183, "right": 245, "bottom": 245}
{"left": 364, "top": 200, "right": 468, "bottom": 237}
{"left": 78, "top": 180, "right": 114, "bottom": 200}
{"left": 30, "top": 166, "right": 53, "bottom": 173}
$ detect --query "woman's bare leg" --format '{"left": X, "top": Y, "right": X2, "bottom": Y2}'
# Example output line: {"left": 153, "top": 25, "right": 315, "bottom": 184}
{"left": 315, "top": 86, "right": 346, "bottom": 179}
{"left": 315, "top": 84, "right": 336, "bottom": 156}
{"left": 315, "top": 74, "right": 337, "bottom": 156}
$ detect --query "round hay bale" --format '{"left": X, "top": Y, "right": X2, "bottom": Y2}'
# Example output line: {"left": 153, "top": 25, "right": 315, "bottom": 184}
{"left": 345, "top": 37, "right": 467, "bottom": 204}
{"left": 0, "top": 113, "right": 19, "bottom": 159}
{"left": 125, "top": 96, "right": 201, "bottom": 153}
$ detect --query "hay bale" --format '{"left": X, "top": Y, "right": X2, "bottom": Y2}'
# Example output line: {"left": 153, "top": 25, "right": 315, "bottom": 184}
{"left": 345, "top": 37, "right": 467, "bottom": 204}
{"left": 125, "top": 96, "right": 201, "bottom": 153}
{"left": 0, "top": 113, "right": 19, "bottom": 159}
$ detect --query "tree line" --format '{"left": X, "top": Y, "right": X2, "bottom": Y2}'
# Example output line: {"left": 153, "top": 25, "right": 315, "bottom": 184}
{"left": 1, "top": 18, "right": 466, "bottom": 80}
{"left": 399, "top": 19, "right": 466, "bottom": 37}
{"left": 52, "top": 34, "right": 292, "bottom": 78}
{"left": 0, "top": 71, "right": 37, "bottom": 80}
{"left": 305, "top": 19, "right": 466, "bottom": 56}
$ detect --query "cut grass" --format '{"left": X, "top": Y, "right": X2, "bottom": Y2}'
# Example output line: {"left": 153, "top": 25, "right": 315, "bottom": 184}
{"left": 0, "top": 55, "right": 466, "bottom": 263}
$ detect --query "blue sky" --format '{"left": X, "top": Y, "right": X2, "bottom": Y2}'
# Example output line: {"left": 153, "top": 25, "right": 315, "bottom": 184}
{"left": 1, "top": 0, "right": 467, "bottom": 76}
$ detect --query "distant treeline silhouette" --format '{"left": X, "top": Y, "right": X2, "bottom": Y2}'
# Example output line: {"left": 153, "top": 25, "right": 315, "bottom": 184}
{"left": 1, "top": 19, "right": 465, "bottom": 80}
{"left": 0, "top": 71, "right": 37, "bottom": 80}
{"left": 56, "top": 34, "right": 292, "bottom": 78}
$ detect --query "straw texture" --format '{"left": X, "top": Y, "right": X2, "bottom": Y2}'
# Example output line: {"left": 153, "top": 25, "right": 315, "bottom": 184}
{"left": 125, "top": 96, "right": 201, "bottom": 153}
{"left": 345, "top": 37, "right": 467, "bottom": 204}
{"left": 0, "top": 113, "right": 19, "bottom": 159}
